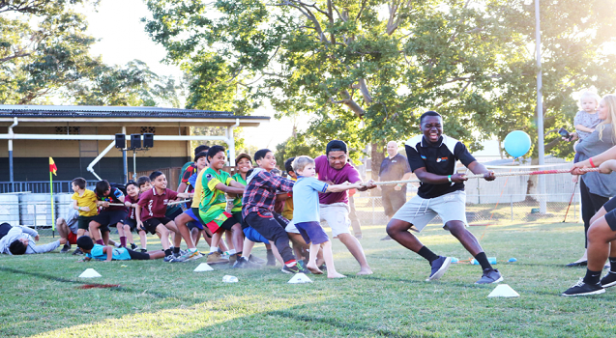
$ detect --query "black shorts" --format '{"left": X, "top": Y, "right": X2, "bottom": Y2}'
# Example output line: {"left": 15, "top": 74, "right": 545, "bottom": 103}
{"left": 77, "top": 216, "right": 95, "bottom": 230}
{"left": 127, "top": 248, "right": 150, "bottom": 260}
{"left": 602, "top": 197, "right": 616, "bottom": 231}
{"left": 92, "top": 210, "right": 128, "bottom": 227}
{"left": 233, "top": 212, "right": 246, "bottom": 228}
{"left": 220, "top": 216, "right": 238, "bottom": 231}
{"left": 186, "top": 221, "right": 199, "bottom": 231}
{"left": 141, "top": 217, "right": 172, "bottom": 235}
{"left": 125, "top": 218, "right": 137, "bottom": 231}
{"left": 381, "top": 189, "right": 406, "bottom": 217}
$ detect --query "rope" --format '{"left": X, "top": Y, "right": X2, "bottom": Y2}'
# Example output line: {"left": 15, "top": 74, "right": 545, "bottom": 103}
{"left": 374, "top": 168, "right": 600, "bottom": 186}
{"left": 108, "top": 199, "right": 192, "bottom": 207}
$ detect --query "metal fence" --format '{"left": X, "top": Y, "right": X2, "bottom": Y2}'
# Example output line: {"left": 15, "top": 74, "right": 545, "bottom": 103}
{"left": 0, "top": 181, "right": 98, "bottom": 194}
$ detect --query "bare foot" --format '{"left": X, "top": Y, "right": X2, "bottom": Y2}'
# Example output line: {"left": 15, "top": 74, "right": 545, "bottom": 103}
{"left": 328, "top": 272, "right": 346, "bottom": 278}
{"left": 306, "top": 263, "right": 324, "bottom": 274}
{"left": 356, "top": 267, "right": 373, "bottom": 276}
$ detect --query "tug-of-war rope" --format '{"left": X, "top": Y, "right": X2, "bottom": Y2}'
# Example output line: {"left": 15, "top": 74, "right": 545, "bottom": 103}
{"left": 374, "top": 168, "right": 600, "bottom": 186}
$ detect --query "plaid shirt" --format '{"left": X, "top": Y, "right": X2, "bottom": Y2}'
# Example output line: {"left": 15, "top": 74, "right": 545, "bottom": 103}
{"left": 242, "top": 170, "right": 294, "bottom": 218}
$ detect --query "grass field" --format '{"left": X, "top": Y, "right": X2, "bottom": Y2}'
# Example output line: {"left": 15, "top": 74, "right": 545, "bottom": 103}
{"left": 1, "top": 221, "right": 615, "bottom": 338}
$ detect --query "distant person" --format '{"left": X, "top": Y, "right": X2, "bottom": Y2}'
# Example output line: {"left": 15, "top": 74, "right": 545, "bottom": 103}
{"left": 0, "top": 223, "right": 68, "bottom": 255}
{"left": 314, "top": 140, "right": 376, "bottom": 275}
{"left": 293, "top": 156, "right": 361, "bottom": 278}
{"left": 386, "top": 111, "right": 502, "bottom": 284}
{"left": 77, "top": 236, "right": 165, "bottom": 262}
{"left": 70, "top": 177, "right": 98, "bottom": 255}
{"left": 378, "top": 141, "right": 412, "bottom": 240}
{"left": 57, "top": 206, "right": 79, "bottom": 253}
{"left": 572, "top": 91, "right": 602, "bottom": 165}
{"left": 179, "top": 144, "right": 210, "bottom": 192}
{"left": 123, "top": 181, "right": 146, "bottom": 252}
{"left": 565, "top": 94, "right": 616, "bottom": 267}
{"left": 88, "top": 180, "right": 128, "bottom": 247}
{"left": 136, "top": 171, "right": 192, "bottom": 262}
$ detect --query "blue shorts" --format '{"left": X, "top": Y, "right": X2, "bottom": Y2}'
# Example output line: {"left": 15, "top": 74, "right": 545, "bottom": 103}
{"left": 243, "top": 227, "right": 270, "bottom": 244}
{"left": 184, "top": 208, "right": 205, "bottom": 230}
{"left": 295, "top": 221, "right": 329, "bottom": 245}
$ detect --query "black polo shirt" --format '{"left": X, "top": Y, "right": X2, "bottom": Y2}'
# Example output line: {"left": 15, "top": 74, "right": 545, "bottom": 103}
{"left": 405, "top": 134, "right": 476, "bottom": 199}
{"left": 379, "top": 153, "right": 411, "bottom": 192}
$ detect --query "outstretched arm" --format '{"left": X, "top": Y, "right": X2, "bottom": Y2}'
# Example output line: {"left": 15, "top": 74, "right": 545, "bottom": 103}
{"left": 326, "top": 182, "right": 362, "bottom": 193}
{"left": 467, "top": 161, "right": 495, "bottom": 181}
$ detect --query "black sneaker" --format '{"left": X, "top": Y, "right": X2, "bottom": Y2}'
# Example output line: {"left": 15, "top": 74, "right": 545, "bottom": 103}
{"left": 164, "top": 254, "right": 178, "bottom": 263}
{"left": 60, "top": 244, "right": 71, "bottom": 253}
{"left": 427, "top": 256, "right": 452, "bottom": 281}
{"left": 475, "top": 269, "right": 504, "bottom": 284}
{"left": 318, "top": 263, "right": 327, "bottom": 271}
{"left": 562, "top": 279, "right": 605, "bottom": 297}
{"left": 71, "top": 248, "right": 83, "bottom": 256}
{"left": 139, "top": 248, "right": 148, "bottom": 253}
{"left": 233, "top": 256, "right": 259, "bottom": 269}
{"left": 600, "top": 271, "right": 616, "bottom": 288}
{"left": 130, "top": 243, "right": 138, "bottom": 250}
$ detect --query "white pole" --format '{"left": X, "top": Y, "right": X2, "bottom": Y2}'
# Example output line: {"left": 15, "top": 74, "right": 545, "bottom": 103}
{"left": 535, "top": 0, "right": 547, "bottom": 214}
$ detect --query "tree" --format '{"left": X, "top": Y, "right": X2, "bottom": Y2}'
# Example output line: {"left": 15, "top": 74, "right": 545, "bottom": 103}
{"left": 144, "top": 0, "right": 616, "bottom": 179}
{"left": 0, "top": 1, "right": 180, "bottom": 107}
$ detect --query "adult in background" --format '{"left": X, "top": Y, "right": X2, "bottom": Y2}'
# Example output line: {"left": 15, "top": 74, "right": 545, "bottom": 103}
{"left": 378, "top": 141, "right": 413, "bottom": 240}
{"left": 565, "top": 94, "right": 616, "bottom": 267}
{"left": 315, "top": 140, "right": 376, "bottom": 275}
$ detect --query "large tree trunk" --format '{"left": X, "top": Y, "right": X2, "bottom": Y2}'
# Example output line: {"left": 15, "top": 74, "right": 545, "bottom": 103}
{"left": 370, "top": 142, "right": 385, "bottom": 196}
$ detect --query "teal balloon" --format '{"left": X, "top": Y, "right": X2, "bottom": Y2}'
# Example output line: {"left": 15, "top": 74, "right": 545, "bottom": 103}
{"left": 504, "top": 131, "right": 531, "bottom": 158}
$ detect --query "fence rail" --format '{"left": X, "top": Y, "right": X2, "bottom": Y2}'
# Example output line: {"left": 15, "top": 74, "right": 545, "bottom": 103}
{"left": 0, "top": 181, "right": 97, "bottom": 194}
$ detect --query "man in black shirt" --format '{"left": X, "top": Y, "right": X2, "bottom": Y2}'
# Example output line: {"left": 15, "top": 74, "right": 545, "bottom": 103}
{"left": 385, "top": 111, "right": 503, "bottom": 284}
{"left": 378, "top": 141, "right": 412, "bottom": 240}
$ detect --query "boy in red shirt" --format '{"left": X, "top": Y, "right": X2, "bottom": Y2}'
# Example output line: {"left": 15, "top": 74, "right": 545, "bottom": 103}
{"left": 136, "top": 171, "right": 192, "bottom": 262}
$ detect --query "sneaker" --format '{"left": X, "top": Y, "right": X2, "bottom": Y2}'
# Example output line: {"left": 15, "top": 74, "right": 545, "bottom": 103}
{"left": 71, "top": 248, "right": 83, "bottom": 256}
{"left": 248, "top": 255, "right": 266, "bottom": 265}
{"left": 164, "top": 254, "right": 178, "bottom": 263}
{"left": 475, "top": 269, "right": 504, "bottom": 284}
{"left": 281, "top": 261, "right": 307, "bottom": 274}
{"left": 130, "top": 243, "right": 138, "bottom": 250}
{"left": 139, "top": 248, "right": 148, "bottom": 253}
{"left": 600, "top": 271, "right": 616, "bottom": 288}
{"left": 297, "top": 260, "right": 310, "bottom": 274}
{"left": 318, "top": 263, "right": 327, "bottom": 271}
{"left": 266, "top": 250, "right": 276, "bottom": 266}
{"left": 427, "top": 256, "right": 452, "bottom": 281}
{"left": 179, "top": 249, "right": 188, "bottom": 256}
{"left": 233, "top": 256, "right": 259, "bottom": 269}
{"left": 175, "top": 250, "right": 203, "bottom": 262}
{"left": 60, "top": 244, "right": 71, "bottom": 253}
{"left": 173, "top": 251, "right": 182, "bottom": 258}
{"left": 562, "top": 278, "right": 605, "bottom": 297}
{"left": 207, "top": 252, "right": 229, "bottom": 265}
{"left": 114, "top": 242, "right": 122, "bottom": 248}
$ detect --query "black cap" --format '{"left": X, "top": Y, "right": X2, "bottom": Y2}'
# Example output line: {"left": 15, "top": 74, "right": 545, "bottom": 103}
{"left": 326, "top": 140, "right": 348, "bottom": 155}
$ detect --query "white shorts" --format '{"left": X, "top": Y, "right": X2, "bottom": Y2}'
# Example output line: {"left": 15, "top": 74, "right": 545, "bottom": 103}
{"left": 319, "top": 203, "right": 351, "bottom": 237}
{"left": 392, "top": 190, "right": 467, "bottom": 232}
{"left": 285, "top": 220, "right": 300, "bottom": 234}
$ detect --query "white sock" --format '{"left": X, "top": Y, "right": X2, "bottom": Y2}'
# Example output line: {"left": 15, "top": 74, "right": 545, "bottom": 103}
{"left": 210, "top": 246, "right": 219, "bottom": 253}
{"left": 227, "top": 249, "right": 236, "bottom": 255}
{"left": 188, "top": 247, "right": 196, "bottom": 251}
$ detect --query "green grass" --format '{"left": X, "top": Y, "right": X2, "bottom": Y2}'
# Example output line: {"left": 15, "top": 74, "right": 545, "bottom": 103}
{"left": 1, "top": 222, "right": 614, "bottom": 338}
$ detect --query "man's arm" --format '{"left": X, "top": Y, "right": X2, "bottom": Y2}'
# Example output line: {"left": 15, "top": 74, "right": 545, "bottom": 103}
{"left": 466, "top": 161, "right": 495, "bottom": 181}
{"left": 18, "top": 226, "right": 38, "bottom": 238}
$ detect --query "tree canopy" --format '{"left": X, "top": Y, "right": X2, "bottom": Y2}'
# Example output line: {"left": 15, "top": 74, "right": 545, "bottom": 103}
{"left": 145, "top": 0, "right": 616, "bottom": 167}
{"left": 0, "top": 0, "right": 179, "bottom": 106}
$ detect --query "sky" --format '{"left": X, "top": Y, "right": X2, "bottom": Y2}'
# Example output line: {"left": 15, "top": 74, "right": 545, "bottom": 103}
{"left": 83, "top": 0, "right": 303, "bottom": 150}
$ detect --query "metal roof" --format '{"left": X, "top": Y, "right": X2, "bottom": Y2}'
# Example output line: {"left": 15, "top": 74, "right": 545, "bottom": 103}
{"left": 0, "top": 104, "right": 269, "bottom": 120}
